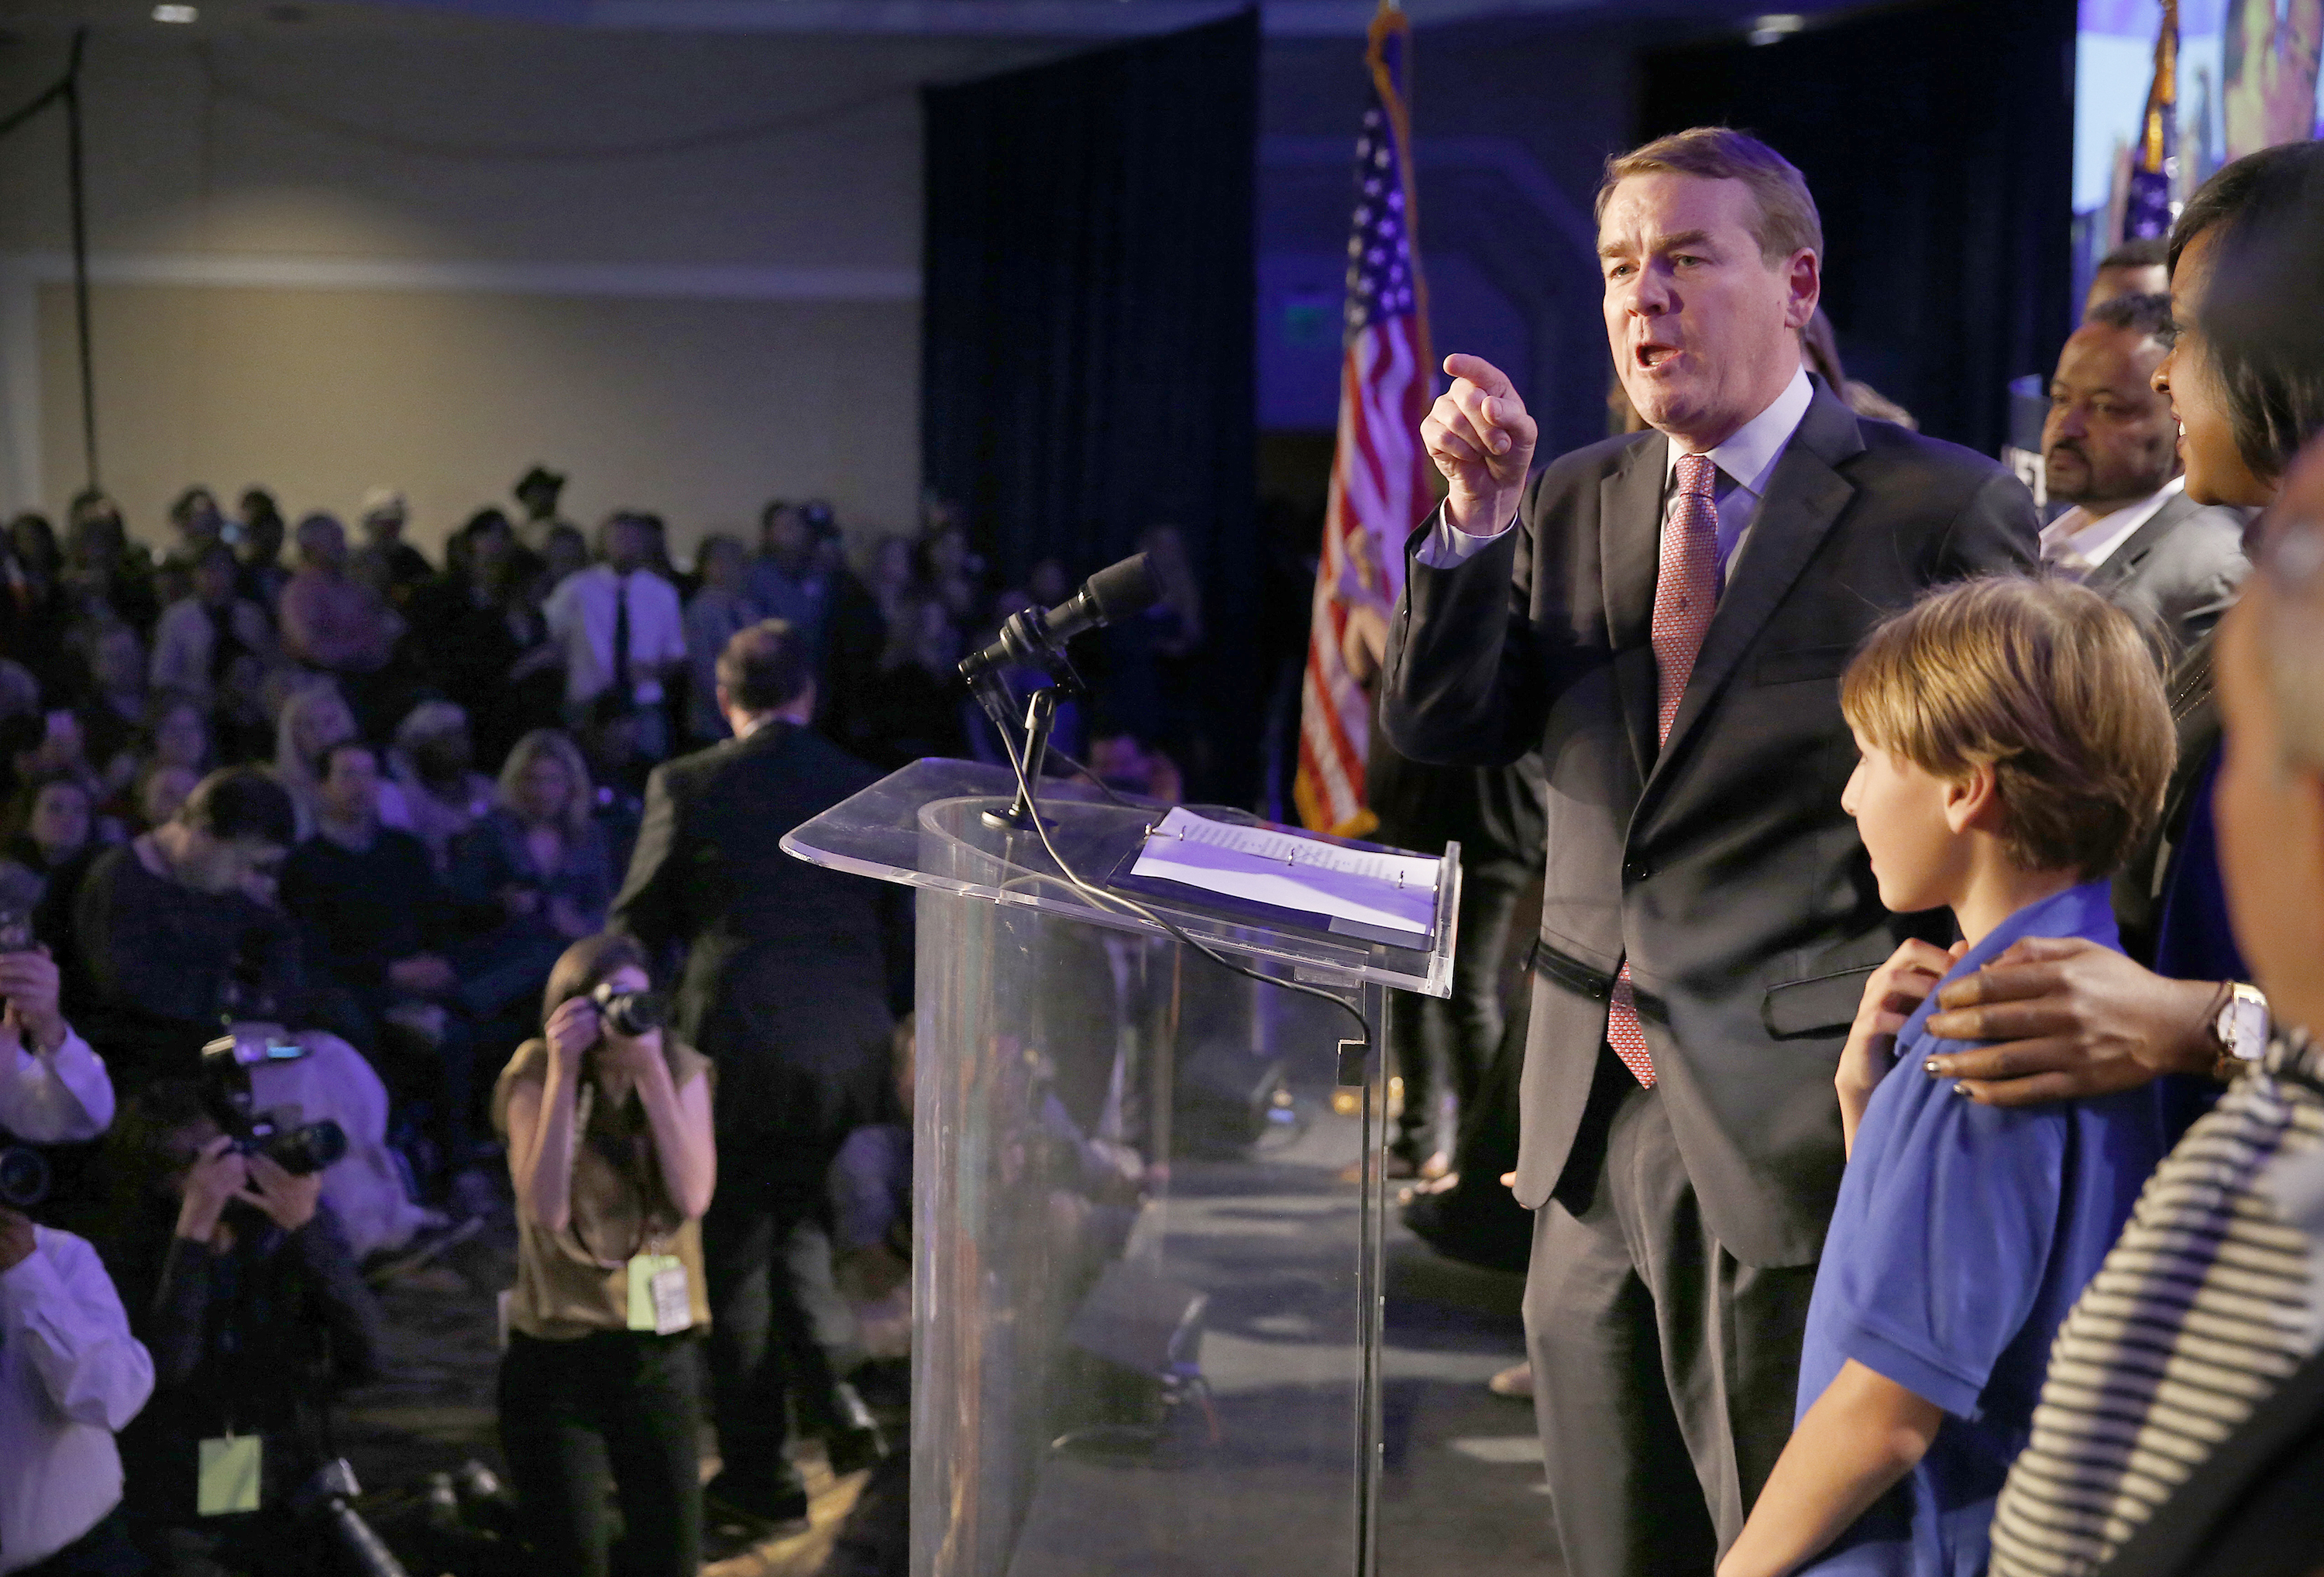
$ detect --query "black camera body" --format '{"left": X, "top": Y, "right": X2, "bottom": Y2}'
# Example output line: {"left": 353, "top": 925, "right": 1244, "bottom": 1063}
{"left": 199, "top": 1026, "right": 348, "bottom": 1177}
{"left": 590, "top": 981, "right": 667, "bottom": 1039}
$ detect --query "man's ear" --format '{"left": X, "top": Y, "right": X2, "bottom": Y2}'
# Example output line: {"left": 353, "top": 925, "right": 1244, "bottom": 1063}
{"left": 1785, "top": 249, "right": 1821, "bottom": 332}
{"left": 1942, "top": 761, "right": 2002, "bottom": 837}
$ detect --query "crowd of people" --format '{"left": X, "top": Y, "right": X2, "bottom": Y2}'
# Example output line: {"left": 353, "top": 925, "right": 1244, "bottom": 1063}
{"left": 0, "top": 456, "right": 1195, "bottom": 1574}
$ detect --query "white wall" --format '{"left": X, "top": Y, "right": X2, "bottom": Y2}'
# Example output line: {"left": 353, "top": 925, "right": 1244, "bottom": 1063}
{"left": 0, "top": 21, "right": 1063, "bottom": 554}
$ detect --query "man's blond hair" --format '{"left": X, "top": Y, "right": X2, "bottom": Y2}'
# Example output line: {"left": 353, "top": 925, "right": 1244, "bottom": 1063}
{"left": 1840, "top": 577, "right": 2174, "bottom": 880}
{"left": 1597, "top": 127, "right": 1824, "bottom": 266}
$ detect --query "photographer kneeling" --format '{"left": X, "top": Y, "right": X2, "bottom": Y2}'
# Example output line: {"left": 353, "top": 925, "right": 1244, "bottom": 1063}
{"left": 101, "top": 1074, "right": 381, "bottom": 1577}
{"left": 495, "top": 934, "right": 714, "bottom": 1577}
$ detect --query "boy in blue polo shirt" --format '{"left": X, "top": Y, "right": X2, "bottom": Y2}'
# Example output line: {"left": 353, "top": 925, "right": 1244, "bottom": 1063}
{"left": 1718, "top": 577, "right": 2181, "bottom": 1577}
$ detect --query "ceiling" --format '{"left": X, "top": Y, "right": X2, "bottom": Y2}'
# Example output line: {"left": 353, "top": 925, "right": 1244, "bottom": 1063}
{"left": 0, "top": 0, "right": 1884, "bottom": 41}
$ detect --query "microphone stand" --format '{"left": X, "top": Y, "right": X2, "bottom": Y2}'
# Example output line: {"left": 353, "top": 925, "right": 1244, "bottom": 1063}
{"left": 963, "top": 607, "right": 1090, "bottom": 831}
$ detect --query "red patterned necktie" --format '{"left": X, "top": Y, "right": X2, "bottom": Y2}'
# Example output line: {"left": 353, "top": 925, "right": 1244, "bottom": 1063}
{"left": 1605, "top": 452, "right": 1721, "bottom": 1088}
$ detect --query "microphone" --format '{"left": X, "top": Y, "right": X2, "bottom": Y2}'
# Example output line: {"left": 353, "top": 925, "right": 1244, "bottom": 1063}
{"left": 960, "top": 553, "right": 1158, "bottom": 681}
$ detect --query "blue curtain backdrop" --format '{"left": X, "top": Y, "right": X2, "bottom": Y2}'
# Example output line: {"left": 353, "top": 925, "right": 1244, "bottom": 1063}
{"left": 1638, "top": 0, "right": 2077, "bottom": 459}
{"left": 920, "top": 11, "right": 1260, "bottom": 797}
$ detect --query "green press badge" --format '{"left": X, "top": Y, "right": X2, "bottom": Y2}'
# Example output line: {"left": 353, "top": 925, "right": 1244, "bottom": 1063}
{"left": 198, "top": 1434, "right": 263, "bottom": 1516}
{"left": 627, "top": 1253, "right": 691, "bottom": 1335}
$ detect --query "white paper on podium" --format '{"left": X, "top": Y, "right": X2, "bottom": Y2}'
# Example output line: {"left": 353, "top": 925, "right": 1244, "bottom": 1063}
{"left": 1127, "top": 806, "right": 1440, "bottom": 943}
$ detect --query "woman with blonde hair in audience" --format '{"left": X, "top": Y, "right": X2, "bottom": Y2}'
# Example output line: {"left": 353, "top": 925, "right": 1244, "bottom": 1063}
{"left": 270, "top": 681, "right": 409, "bottom": 840}
{"left": 449, "top": 729, "right": 616, "bottom": 1042}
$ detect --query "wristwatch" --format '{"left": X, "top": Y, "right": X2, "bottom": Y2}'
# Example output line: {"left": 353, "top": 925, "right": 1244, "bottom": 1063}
{"left": 2212, "top": 981, "right": 2271, "bottom": 1079}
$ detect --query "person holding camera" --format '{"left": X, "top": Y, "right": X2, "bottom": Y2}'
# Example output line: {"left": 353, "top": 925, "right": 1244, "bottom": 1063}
{"left": 1, "top": 977, "right": 150, "bottom": 1577}
{"left": 494, "top": 933, "right": 713, "bottom": 1577}
{"left": 101, "top": 1078, "right": 381, "bottom": 1577}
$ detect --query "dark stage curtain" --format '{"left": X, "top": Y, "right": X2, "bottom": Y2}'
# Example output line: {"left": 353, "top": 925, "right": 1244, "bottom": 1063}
{"left": 920, "top": 12, "right": 1260, "bottom": 797}
{"left": 1638, "top": 0, "right": 2076, "bottom": 459}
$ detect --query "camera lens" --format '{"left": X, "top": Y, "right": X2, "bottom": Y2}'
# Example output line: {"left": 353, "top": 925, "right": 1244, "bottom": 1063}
{"left": 261, "top": 1120, "right": 348, "bottom": 1177}
{"left": 0, "top": 1144, "right": 51, "bottom": 1210}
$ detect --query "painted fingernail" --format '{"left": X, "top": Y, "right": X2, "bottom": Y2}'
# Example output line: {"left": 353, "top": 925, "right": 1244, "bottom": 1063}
{"left": 1923, "top": 1059, "right": 1943, "bottom": 1075}
{"left": 1951, "top": 1083, "right": 1972, "bottom": 1098}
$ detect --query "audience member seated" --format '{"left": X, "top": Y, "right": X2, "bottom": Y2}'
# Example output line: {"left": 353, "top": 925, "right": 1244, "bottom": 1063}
{"left": 67, "top": 768, "right": 301, "bottom": 1092}
{"left": 390, "top": 702, "right": 496, "bottom": 873}
{"left": 2039, "top": 290, "right": 2247, "bottom": 658}
{"left": 1, "top": 1177, "right": 154, "bottom": 1577}
{"left": 103, "top": 1078, "right": 384, "bottom": 1577}
{"left": 1082, "top": 728, "right": 1181, "bottom": 806}
{"left": 404, "top": 509, "right": 559, "bottom": 765}
{"left": 495, "top": 933, "right": 713, "bottom": 1577}
{"left": 682, "top": 534, "right": 761, "bottom": 744}
{"left": 545, "top": 512, "right": 685, "bottom": 768}
{"left": 278, "top": 741, "right": 474, "bottom": 1153}
{"left": 72, "top": 624, "right": 147, "bottom": 800}
{"left": 278, "top": 513, "right": 399, "bottom": 728}
{"left": 130, "top": 762, "right": 198, "bottom": 836}
{"left": 136, "top": 692, "right": 213, "bottom": 787}
{"left": 449, "top": 730, "right": 613, "bottom": 1044}
{"left": 64, "top": 493, "right": 157, "bottom": 637}
{"left": 232, "top": 496, "right": 290, "bottom": 617}
{"left": 852, "top": 592, "right": 968, "bottom": 770}
{"left": 270, "top": 682, "right": 410, "bottom": 842}
{"left": 538, "top": 522, "right": 587, "bottom": 595}
{"left": 149, "top": 541, "right": 277, "bottom": 755}
{"left": 1, "top": 772, "right": 99, "bottom": 911}
{"left": 352, "top": 488, "right": 432, "bottom": 608}
{"left": 748, "top": 500, "right": 830, "bottom": 665}
{"left": 2, "top": 510, "right": 75, "bottom": 700}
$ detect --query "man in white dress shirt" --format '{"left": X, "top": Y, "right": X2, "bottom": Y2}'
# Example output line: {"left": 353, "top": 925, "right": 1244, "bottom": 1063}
{"left": 545, "top": 512, "right": 687, "bottom": 765}
{"left": 0, "top": 971, "right": 150, "bottom": 1577}
{"left": 2040, "top": 290, "right": 2249, "bottom": 657}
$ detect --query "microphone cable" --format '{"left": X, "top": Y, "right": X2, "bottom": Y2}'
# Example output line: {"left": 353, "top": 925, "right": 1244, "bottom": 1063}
{"left": 988, "top": 698, "right": 1374, "bottom": 1064}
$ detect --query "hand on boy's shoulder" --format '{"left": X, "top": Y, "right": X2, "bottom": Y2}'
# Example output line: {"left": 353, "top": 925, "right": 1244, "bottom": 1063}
{"left": 1838, "top": 940, "right": 1967, "bottom": 1145}
{"left": 1922, "top": 937, "right": 2220, "bottom": 1106}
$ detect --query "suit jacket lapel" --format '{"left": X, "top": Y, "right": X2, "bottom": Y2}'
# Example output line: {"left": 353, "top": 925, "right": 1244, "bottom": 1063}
{"left": 1600, "top": 431, "right": 1667, "bottom": 785}
{"left": 2085, "top": 490, "right": 2192, "bottom": 597}
{"left": 1646, "top": 387, "right": 1863, "bottom": 796}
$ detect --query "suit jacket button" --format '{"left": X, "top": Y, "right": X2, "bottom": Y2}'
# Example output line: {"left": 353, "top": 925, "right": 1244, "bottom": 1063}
{"left": 1622, "top": 857, "right": 1651, "bottom": 883}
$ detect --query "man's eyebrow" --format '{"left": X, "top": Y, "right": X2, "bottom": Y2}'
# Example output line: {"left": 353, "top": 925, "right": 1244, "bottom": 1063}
{"left": 1598, "top": 228, "right": 1718, "bottom": 259}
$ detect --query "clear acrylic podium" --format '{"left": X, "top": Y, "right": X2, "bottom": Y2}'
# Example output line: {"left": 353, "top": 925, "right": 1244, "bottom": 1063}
{"left": 783, "top": 759, "right": 1458, "bottom": 1577}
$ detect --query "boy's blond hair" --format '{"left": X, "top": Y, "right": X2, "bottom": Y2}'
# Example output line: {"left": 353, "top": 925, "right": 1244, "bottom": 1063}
{"left": 1840, "top": 576, "right": 2175, "bottom": 880}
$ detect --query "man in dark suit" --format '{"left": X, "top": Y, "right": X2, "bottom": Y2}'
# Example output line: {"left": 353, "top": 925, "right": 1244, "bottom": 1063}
{"left": 2040, "top": 290, "right": 2250, "bottom": 659}
{"left": 1379, "top": 127, "right": 2037, "bottom": 1576}
{"left": 612, "top": 619, "right": 902, "bottom": 1524}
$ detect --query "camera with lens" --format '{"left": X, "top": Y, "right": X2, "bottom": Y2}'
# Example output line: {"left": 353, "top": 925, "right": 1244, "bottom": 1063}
{"left": 199, "top": 1025, "right": 348, "bottom": 1176}
{"left": 0, "top": 1139, "right": 50, "bottom": 1210}
{"left": 590, "top": 981, "right": 668, "bottom": 1039}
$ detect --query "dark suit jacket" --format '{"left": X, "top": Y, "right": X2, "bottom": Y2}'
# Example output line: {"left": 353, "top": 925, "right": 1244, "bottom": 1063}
{"left": 1380, "top": 383, "right": 2037, "bottom": 1266}
{"left": 610, "top": 721, "right": 903, "bottom": 1197}
{"left": 2082, "top": 488, "right": 2250, "bottom": 661}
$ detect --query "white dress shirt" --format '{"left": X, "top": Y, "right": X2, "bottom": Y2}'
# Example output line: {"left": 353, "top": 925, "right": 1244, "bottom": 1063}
{"left": 0, "top": 1227, "right": 153, "bottom": 1573}
{"left": 0, "top": 1031, "right": 113, "bottom": 1146}
{"left": 544, "top": 565, "right": 687, "bottom": 708}
{"left": 1420, "top": 366, "right": 1817, "bottom": 580}
{"left": 2038, "top": 475, "right": 2184, "bottom": 580}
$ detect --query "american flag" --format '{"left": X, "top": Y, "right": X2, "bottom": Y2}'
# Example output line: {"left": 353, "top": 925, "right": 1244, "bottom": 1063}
{"left": 1294, "top": 3, "right": 1433, "bottom": 837}
{"left": 2124, "top": 0, "right": 2178, "bottom": 240}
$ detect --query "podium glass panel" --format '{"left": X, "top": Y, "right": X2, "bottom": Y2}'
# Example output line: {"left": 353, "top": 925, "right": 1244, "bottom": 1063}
{"left": 784, "top": 761, "right": 1457, "bottom": 1577}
